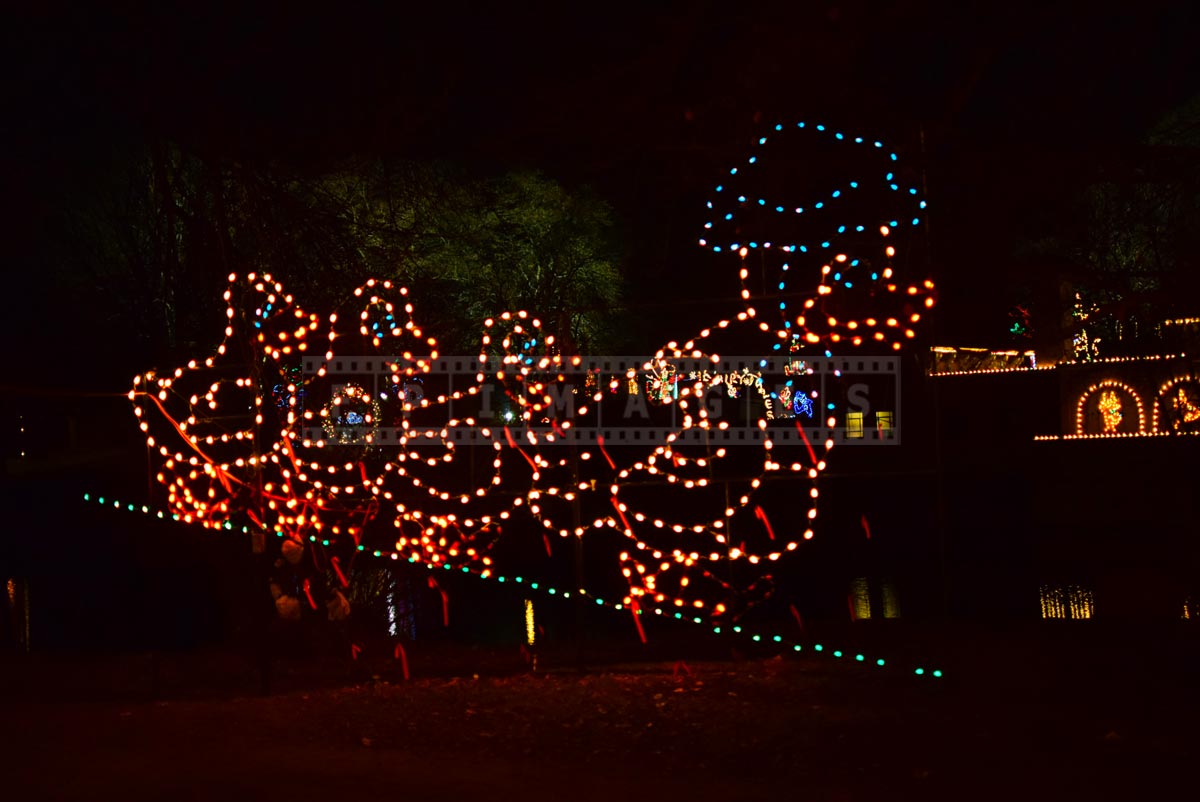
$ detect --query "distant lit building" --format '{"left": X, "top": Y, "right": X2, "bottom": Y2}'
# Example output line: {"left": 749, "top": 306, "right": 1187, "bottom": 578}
{"left": 926, "top": 323, "right": 1200, "bottom": 622}
{"left": 928, "top": 344, "right": 1200, "bottom": 440}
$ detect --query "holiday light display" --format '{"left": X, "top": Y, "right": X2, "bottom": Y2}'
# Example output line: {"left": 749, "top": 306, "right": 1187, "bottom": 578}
{"left": 699, "top": 121, "right": 935, "bottom": 354}
{"left": 1074, "top": 379, "right": 1146, "bottom": 436}
{"left": 1070, "top": 292, "right": 1101, "bottom": 361}
{"left": 933, "top": 351, "right": 1200, "bottom": 441}
{"left": 1172, "top": 387, "right": 1200, "bottom": 425}
{"left": 929, "top": 350, "right": 1189, "bottom": 378}
{"left": 127, "top": 120, "right": 938, "bottom": 647}
{"left": 1098, "top": 390, "right": 1123, "bottom": 433}
{"left": 320, "top": 383, "right": 381, "bottom": 444}
{"left": 1151, "top": 376, "right": 1200, "bottom": 433}
{"left": 1033, "top": 371, "right": 1200, "bottom": 439}
{"left": 927, "top": 346, "right": 1040, "bottom": 376}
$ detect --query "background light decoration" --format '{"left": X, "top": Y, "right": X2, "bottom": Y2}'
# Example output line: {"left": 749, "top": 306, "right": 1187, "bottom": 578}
{"left": 1074, "top": 379, "right": 1146, "bottom": 436}
{"left": 942, "top": 354, "right": 1200, "bottom": 441}
{"left": 1152, "top": 376, "right": 1200, "bottom": 433}
{"left": 1172, "top": 388, "right": 1200, "bottom": 425}
{"left": 126, "top": 120, "right": 938, "bottom": 654}
{"left": 1098, "top": 390, "right": 1123, "bottom": 433}
{"left": 928, "top": 350, "right": 1185, "bottom": 377}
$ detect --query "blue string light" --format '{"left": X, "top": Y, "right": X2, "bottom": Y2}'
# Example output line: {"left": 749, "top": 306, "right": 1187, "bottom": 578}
{"left": 697, "top": 121, "right": 937, "bottom": 349}
{"left": 700, "top": 122, "right": 924, "bottom": 255}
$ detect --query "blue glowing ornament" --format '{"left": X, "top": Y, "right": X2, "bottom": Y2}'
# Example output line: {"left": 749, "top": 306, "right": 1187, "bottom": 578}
{"left": 793, "top": 392, "right": 814, "bottom": 418}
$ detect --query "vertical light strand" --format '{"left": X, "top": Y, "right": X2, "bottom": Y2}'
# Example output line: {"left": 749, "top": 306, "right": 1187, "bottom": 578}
{"left": 524, "top": 598, "right": 536, "bottom": 646}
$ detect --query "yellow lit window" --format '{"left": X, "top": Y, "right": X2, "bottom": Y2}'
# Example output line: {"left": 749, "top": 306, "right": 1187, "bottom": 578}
{"left": 881, "top": 580, "right": 901, "bottom": 618}
{"left": 875, "top": 410, "right": 894, "bottom": 439}
{"left": 850, "top": 577, "right": 871, "bottom": 620}
{"left": 846, "top": 411, "right": 864, "bottom": 438}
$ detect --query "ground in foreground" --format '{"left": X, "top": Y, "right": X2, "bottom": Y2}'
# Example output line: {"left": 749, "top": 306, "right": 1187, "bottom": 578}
{"left": 3, "top": 631, "right": 1198, "bottom": 801}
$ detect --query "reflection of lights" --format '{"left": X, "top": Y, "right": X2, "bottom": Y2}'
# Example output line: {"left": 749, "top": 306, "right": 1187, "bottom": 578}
{"left": 850, "top": 577, "right": 871, "bottom": 620}
{"left": 387, "top": 577, "right": 397, "bottom": 637}
{"left": 1040, "top": 584, "right": 1094, "bottom": 619}
{"left": 881, "top": 581, "right": 900, "bottom": 619}
{"left": 524, "top": 598, "right": 536, "bottom": 646}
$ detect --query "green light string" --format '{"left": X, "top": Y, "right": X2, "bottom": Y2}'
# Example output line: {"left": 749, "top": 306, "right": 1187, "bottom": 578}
{"left": 81, "top": 491, "right": 943, "bottom": 679}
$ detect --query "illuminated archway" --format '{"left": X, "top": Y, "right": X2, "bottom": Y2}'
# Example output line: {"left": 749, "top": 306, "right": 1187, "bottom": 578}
{"left": 1075, "top": 380, "right": 1146, "bottom": 436}
{"left": 1154, "top": 376, "right": 1200, "bottom": 433}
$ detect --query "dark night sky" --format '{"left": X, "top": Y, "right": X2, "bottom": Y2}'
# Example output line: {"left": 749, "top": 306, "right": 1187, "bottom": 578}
{"left": 4, "top": 1, "right": 1199, "bottom": 364}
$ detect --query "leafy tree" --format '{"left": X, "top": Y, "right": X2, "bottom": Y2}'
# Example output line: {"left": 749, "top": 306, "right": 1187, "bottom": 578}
{"left": 316, "top": 164, "right": 623, "bottom": 353}
{"left": 1008, "top": 96, "right": 1200, "bottom": 359}
{"left": 45, "top": 148, "right": 625, "bottom": 367}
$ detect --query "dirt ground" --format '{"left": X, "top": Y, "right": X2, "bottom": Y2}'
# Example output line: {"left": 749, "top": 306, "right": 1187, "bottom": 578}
{"left": 2, "top": 626, "right": 1198, "bottom": 801}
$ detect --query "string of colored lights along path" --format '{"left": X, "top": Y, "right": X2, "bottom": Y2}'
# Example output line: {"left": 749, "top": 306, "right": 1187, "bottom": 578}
{"left": 127, "top": 118, "right": 937, "bottom": 642}
{"left": 79, "top": 491, "right": 944, "bottom": 679}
